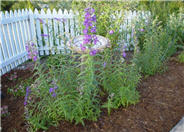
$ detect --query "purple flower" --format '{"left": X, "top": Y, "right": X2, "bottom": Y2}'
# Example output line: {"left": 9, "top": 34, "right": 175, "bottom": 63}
{"left": 139, "top": 28, "right": 144, "bottom": 32}
{"left": 109, "top": 30, "right": 114, "bottom": 35}
{"left": 91, "top": 8, "right": 95, "bottom": 14}
{"left": 103, "top": 62, "right": 106, "bottom": 68}
{"left": 24, "top": 86, "right": 30, "bottom": 106}
{"left": 54, "top": 86, "right": 58, "bottom": 90}
{"left": 41, "top": 34, "right": 49, "bottom": 37}
{"left": 49, "top": 86, "right": 57, "bottom": 98}
{"left": 33, "top": 56, "right": 37, "bottom": 61}
{"left": 25, "top": 45, "right": 29, "bottom": 51}
{"left": 31, "top": 42, "right": 35, "bottom": 46}
{"left": 91, "top": 26, "right": 96, "bottom": 33}
{"left": 122, "top": 52, "right": 126, "bottom": 58}
{"left": 83, "top": 29, "right": 88, "bottom": 34}
{"left": 91, "top": 15, "right": 96, "bottom": 22}
{"left": 89, "top": 49, "right": 98, "bottom": 56}
{"left": 80, "top": 44, "right": 86, "bottom": 51}
{"left": 49, "top": 88, "right": 54, "bottom": 93}
{"left": 52, "top": 92, "right": 56, "bottom": 97}
{"left": 84, "top": 7, "right": 90, "bottom": 12}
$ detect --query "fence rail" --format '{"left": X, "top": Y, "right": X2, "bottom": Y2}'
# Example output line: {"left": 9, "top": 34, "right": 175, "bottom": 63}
{"left": 0, "top": 8, "right": 150, "bottom": 76}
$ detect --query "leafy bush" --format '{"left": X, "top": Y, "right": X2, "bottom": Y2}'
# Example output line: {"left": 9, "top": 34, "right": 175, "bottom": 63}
{"left": 25, "top": 53, "right": 101, "bottom": 131}
{"left": 137, "top": 1, "right": 184, "bottom": 26}
{"left": 166, "top": 8, "right": 184, "bottom": 48}
{"left": 101, "top": 49, "right": 140, "bottom": 114}
{"left": 133, "top": 18, "right": 177, "bottom": 76}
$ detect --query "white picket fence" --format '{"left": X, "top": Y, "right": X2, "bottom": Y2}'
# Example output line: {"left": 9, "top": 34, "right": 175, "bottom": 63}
{"left": 0, "top": 8, "right": 150, "bottom": 76}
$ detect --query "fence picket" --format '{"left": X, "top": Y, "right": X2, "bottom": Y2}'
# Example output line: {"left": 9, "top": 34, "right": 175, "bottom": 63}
{"left": 47, "top": 9, "right": 54, "bottom": 54}
{"left": 41, "top": 9, "right": 49, "bottom": 55}
{"left": 17, "top": 10, "right": 26, "bottom": 59}
{"left": 35, "top": 9, "right": 44, "bottom": 55}
{"left": 53, "top": 9, "right": 59, "bottom": 54}
{"left": 10, "top": 10, "right": 21, "bottom": 66}
{"left": 29, "top": 9, "right": 37, "bottom": 46}
{"left": 64, "top": 9, "right": 70, "bottom": 53}
{"left": 4, "top": 11, "right": 15, "bottom": 69}
{"left": 58, "top": 9, "right": 64, "bottom": 53}
{"left": 69, "top": 10, "right": 75, "bottom": 38}
{"left": 0, "top": 12, "right": 9, "bottom": 74}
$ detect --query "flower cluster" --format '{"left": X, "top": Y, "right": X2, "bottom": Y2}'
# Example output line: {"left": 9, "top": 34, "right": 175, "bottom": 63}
{"left": 82, "top": 7, "right": 98, "bottom": 56}
{"left": 49, "top": 81, "right": 58, "bottom": 97}
{"left": 25, "top": 41, "right": 38, "bottom": 61}
{"left": 24, "top": 86, "right": 31, "bottom": 106}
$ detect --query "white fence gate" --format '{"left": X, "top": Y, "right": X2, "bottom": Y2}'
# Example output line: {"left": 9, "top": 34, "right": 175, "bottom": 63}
{"left": 0, "top": 8, "right": 150, "bottom": 76}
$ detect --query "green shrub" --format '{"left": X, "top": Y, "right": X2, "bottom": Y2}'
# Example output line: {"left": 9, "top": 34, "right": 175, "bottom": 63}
{"left": 101, "top": 49, "right": 140, "bottom": 114}
{"left": 133, "top": 18, "right": 177, "bottom": 76}
{"left": 25, "top": 52, "right": 102, "bottom": 131}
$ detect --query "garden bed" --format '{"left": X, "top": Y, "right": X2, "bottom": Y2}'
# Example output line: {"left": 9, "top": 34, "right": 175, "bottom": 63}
{"left": 1, "top": 54, "right": 184, "bottom": 132}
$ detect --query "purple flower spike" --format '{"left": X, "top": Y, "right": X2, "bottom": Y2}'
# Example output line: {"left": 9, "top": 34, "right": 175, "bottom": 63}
{"left": 109, "top": 30, "right": 114, "bottom": 35}
{"left": 83, "top": 7, "right": 97, "bottom": 45}
{"left": 122, "top": 52, "right": 126, "bottom": 58}
{"left": 24, "top": 86, "right": 30, "bottom": 106}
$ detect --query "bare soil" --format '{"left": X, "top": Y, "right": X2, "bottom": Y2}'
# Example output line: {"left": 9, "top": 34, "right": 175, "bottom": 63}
{"left": 1, "top": 55, "right": 184, "bottom": 132}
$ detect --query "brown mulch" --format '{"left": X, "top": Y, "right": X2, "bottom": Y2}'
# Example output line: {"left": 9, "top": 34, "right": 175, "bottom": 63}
{"left": 1, "top": 56, "right": 184, "bottom": 132}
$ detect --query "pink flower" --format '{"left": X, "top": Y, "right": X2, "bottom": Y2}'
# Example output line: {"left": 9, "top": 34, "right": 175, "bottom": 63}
{"left": 109, "top": 30, "right": 114, "bottom": 34}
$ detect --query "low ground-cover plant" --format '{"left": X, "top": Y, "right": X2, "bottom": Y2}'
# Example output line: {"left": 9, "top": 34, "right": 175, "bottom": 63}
{"left": 7, "top": 77, "right": 33, "bottom": 97}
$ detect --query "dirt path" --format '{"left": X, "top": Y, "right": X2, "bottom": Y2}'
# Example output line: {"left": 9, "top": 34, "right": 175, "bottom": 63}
{"left": 1, "top": 58, "right": 184, "bottom": 132}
